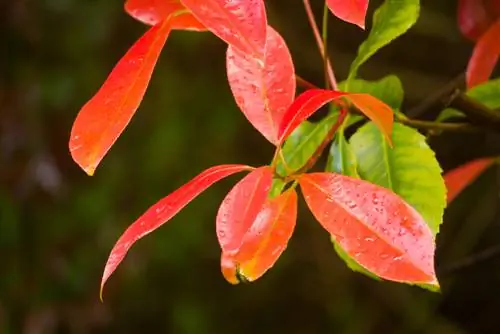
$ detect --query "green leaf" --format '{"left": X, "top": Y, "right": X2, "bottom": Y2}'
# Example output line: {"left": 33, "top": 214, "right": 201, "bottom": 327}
{"left": 326, "top": 130, "right": 359, "bottom": 177}
{"left": 350, "top": 122, "right": 446, "bottom": 234}
{"left": 436, "top": 109, "right": 465, "bottom": 122}
{"left": 339, "top": 75, "right": 404, "bottom": 110}
{"left": 348, "top": 0, "right": 420, "bottom": 81}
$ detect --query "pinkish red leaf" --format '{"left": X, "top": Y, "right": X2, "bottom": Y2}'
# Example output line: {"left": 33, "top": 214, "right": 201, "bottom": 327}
{"left": 445, "top": 158, "right": 495, "bottom": 203}
{"left": 458, "top": 0, "right": 495, "bottom": 41}
{"left": 217, "top": 166, "right": 273, "bottom": 256}
{"left": 125, "top": 0, "right": 206, "bottom": 31}
{"left": 180, "top": 0, "right": 267, "bottom": 57}
{"left": 227, "top": 26, "right": 296, "bottom": 144}
{"left": 327, "top": 0, "right": 369, "bottom": 29}
{"left": 70, "top": 19, "right": 172, "bottom": 175}
{"left": 101, "top": 164, "right": 253, "bottom": 297}
{"left": 300, "top": 173, "right": 438, "bottom": 286}
{"left": 278, "top": 89, "right": 393, "bottom": 145}
{"left": 221, "top": 189, "right": 298, "bottom": 283}
{"left": 466, "top": 19, "right": 500, "bottom": 88}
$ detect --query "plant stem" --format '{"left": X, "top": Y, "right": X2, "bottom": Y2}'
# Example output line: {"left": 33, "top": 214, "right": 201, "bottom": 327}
{"left": 396, "top": 117, "right": 479, "bottom": 133}
{"left": 322, "top": 2, "right": 330, "bottom": 89}
{"left": 295, "top": 75, "right": 318, "bottom": 90}
{"left": 302, "top": 0, "right": 337, "bottom": 89}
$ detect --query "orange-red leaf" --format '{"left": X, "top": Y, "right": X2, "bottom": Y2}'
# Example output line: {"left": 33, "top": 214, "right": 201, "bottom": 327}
{"left": 70, "top": 19, "right": 172, "bottom": 175}
{"left": 278, "top": 89, "right": 393, "bottom": 145}
{"left": 101, "top": 164, "right": 253, "bottom": 297}
{"left": 466, "top": 19, "right": 500, "bottom": 88}
{"left": 300, "top": 173, "right": 438, "bottom": 285}
{"left": 227, "top": 26, "right": 295, "bottom": 144}
{"left": 216, "top": 166, "right": 273, "bottom": 256}
{"left": 125, "top": 0, "right": 206, "bottom": 31}
{"left": 445, "top": 158, "right": 495, "bottom": 203}
{"left": 221, "top": 189, "right": 298, "bottom": 283}
{"left": 327, "top": 0, "right": 368, "bottom": 29}
{"left": 180, "top": 0, "right": 267, "bottom": 57}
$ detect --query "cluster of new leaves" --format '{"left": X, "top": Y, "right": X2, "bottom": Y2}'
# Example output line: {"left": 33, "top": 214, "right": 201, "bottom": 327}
{"left": 69, "top": 0, "right": 500, "bottom": 298}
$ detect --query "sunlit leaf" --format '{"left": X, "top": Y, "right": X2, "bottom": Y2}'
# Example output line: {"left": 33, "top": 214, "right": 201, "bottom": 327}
{"left": 216, "top": 166, "right": 273, "bottom": 257}
{"left": 348, "top": 0, "right": 419, "bottom": 81}
{"left": 227, "top": 26, "right": 295, "bottom": 144}
{"left": 125, "top": 0, "right": 206, "bottom": 31}
{"left": 467, "top": 19, "right": 500, "bottom": 88}
{"left": 445, "top": 158, "right": 495, "bottom": 203}
{"left": 300, "top": 173, "right": 438, "bottom": 286}
{"left": 278, "top": 89, "right": 393, "bottom": 145}
{"left": 221, "top": 189, "right": 298, "bottom": 283}
{"left": 339, "top": 75, "right": 404, "bottom": 110}
{"left": 326, "top": 0, "right": 369, "bottom": 29}
{"left": 69, "top": 20, "right": 172, "bottom": 175}
{"left": 457, "top": 0, "right": 495, "bottom": 41}
{"left": 350, "top": 122, "right": 446, "bottom": 234}
{"left": 180, "top": 0, "right": 267, "bottom": 57}
{"left": 101, "top": 164, "right": 253, "bottom": 297}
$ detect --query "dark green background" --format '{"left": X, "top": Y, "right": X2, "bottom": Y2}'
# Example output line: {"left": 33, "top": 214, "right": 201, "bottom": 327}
{"left": 1, "top": 0, "right": 499, "bottom": 333}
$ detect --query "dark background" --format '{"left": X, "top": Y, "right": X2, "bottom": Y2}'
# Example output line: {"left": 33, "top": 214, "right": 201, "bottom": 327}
{"left": 1, "top": 0, "right": 500, "bottom": 333}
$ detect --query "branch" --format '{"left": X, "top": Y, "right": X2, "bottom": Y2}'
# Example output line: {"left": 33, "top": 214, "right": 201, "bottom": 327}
{"left": 396, "top": 116, "right": 480, "bottom": 133}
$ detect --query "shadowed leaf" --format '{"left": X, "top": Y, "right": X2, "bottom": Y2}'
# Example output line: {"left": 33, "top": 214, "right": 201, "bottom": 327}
{"left": 445, "top": 158, "right": 495, "bottom": 203}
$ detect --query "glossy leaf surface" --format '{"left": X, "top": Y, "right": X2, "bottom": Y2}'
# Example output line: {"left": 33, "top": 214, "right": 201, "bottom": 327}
{"left": 339, "top": 75, "right": 404, "bottom": 110}
{"left": 227, "top": 26, "right": 295, "bottom": 144}
{"left": 101, "top": 164, "right": 253, "bottom": 295}
{"left": 350, "top": 122, "right": 446, "bottom": 234}
{"left": 300, "top": 173, "right": 438, "bottom": 285}
{"left": 326, "top": 130, "right": 359, "bottom": 178}
{"left": 445, "top": 158, "right": 495, "bottom": 203}
{"left": 70, "top": 20, "right": 172, "bottom": 175}
{"left": 216, "top": 166, "right": 273, "bottom": 256}
{"left": 125, "top": 0, "right": 206, "bottom": 30}
{"left": 348, "top": 0, "right": 419, "bottom": 80}
{"left": 180, "top": 0, "right": 267, "bottom": 57}
{"left": 221, "top": 189, "right": 298, "bottom": 283}
{"left": 278, "top": 89, "right": 393, "bottom": 146}
{"left": 326, "top": 0, "right": 369, "bottom": 29}
{"left": 466, "top": 19, "right": 500, "bottom": 88}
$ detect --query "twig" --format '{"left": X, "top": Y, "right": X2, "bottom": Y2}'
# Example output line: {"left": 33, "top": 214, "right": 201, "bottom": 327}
{"left": 396, "top": 117, "right": 480, "bottom": 133}
{"left": 295, "top": 75, "right": 318, "bottom": 90}
{"left": 440, "top": 244, "right": 500, "bottom": 275}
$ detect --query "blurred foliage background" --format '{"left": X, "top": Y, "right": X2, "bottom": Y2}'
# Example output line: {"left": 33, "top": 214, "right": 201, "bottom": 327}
{"left": 1, "top": 0, "right": 500, "bottom": 333}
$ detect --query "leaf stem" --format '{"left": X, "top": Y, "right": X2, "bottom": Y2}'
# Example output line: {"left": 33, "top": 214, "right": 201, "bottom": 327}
{"left": 395, "top": 115, "right": 480, "bottom": 133}
{"left": 321, "top": 2, "right": 330, "bottom": 90}
{"left": 302, "top": 0, "right": 338, "bottom": 90}
{"left": 295, "top": 75, "right": 319, "bottom": 90}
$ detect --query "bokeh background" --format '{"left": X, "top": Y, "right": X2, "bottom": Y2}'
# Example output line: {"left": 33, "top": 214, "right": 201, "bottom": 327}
{"left": 1, "top": 0, "right": 500, "bottom": 333}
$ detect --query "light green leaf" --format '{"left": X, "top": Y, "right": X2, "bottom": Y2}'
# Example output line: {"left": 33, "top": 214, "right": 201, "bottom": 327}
{"left": 339, "top": 75, "right": 404, "bottom": 110}
{"left": 348, "top": 0, "right": 420, "bottom": 81}
{"left": 350, "top": 122, "right": 446, "bottom": 234}
{"left": 326, "top": 131, "right": 359, "bottom": 178}
{"left": 436, "top": 109, "right": 465, "bottom": 122}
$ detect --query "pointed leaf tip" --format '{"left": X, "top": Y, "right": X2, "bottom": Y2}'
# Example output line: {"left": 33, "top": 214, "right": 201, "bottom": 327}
{"left": 445, "top": 158, "right": 495, "bottom": 203}
{"left": 69, "top": 19, "right": 172, "bottom": 174}
{"left": 100, "top": 164, "right": 253, "bottom": 294}
{"left": 327, "top": 0, "right": 368, "bottom": 29}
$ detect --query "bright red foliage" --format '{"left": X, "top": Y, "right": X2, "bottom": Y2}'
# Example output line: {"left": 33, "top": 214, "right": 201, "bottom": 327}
{"left": 125, "top": 0, "right": 206, "bottom": 30}
{"left": 227, "top": 26, "right": 296, "bottom": 144}
{"left": 466, "top": 19, "right": 500, "bottom": 88}
{"left": 221, "top": 189, "right": 298, "bottom": 283}
{"left": 445, "top": 158, "right": 495, "bottom": 203}
{"left": 100, "top": 164, "right": 253, "bottom": 296}
{"left": 327, "top": 0, "right": 369, "bottom": 29}
{"left": 180, "top": 0, "right": 267, "bottom": 57}
{"left": 300, "top": 173, "right": 438, "bottom": 285}
{"left": 70, "top": 19, "right": 172, "bottom": 175}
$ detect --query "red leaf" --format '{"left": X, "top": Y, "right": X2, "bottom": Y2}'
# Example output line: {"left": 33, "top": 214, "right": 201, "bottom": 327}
{"left": 278, "top": 89, "right": 393, "bottom": 145}
{"left": 101, "top": 164, "right": 253, "bottom": 297}
{"left": 300, "top": 173, "right": 438, "bottom": 285}
{"left": 125, "top": 0, "right": 206, "bottom": 31}
{"left": 69, "top": 19, "right": 172, "bottom": 175}
{"left": 445, "top": 158, "right": 495, "bottom": 203}
{"left": 221, "top": 189, "right": 298, "bottom": 283}
{"left": 180, "top": 0, "right": 267, "bottom": 57}
{"left": 327, "top": 0, "right": 368, "bottom": 29}
{"left": 466, "top": 19, "right": 500, "bottom": 88}
{"left": 227, "top": 26, "right": 296, "bottom": 144}
{"left": 458, "top": 0, "right": 495, "bottom": 41}
{"left": 216, "top": 166, "right": 273, "bottom": 256}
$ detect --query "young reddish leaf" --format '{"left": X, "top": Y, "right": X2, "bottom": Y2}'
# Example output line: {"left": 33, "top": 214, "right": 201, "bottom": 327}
{"left": 216, "top": 166, "right": 273, "bottom": 256}
{"left": 300, "top": 173, "right": 438, "bottom": 285}
{"left": 457, "top": 0, "right": 495, "bottom": 41}
{"left": 221, "top": 189, "right": 298, "bottom": 283}
{"left": 101, "top": 164, "right": 253, "bottom": 297}
{"left": 180, "top": 0, "right": 267, "bottom": 57}
{"left": 278, "top": 89, "right": 393, "bottom": 146}
{"left": 445, "top": 158, "right": 495, "bottom": 203}
{"left": 327, "top": 0, "right": 369, "bottom": 29}
{"left": 227, "top": 26, "right": 296, "bottom": 144}
{"left": 70, "top": 19, "right": 172, "bottom": 175}
{"left": 466, "top": 19, "right": 500, "bottom": 88}
{"left": 125, "top": 0, "right": 206, "bottom": 31}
